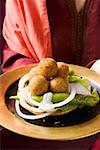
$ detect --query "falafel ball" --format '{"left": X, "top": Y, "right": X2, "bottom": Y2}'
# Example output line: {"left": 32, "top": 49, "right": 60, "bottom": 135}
{"left": 39, "top": 58, "right": 58, "bottom": 79}
{"left": 56, "top": 62, "right": 69, "bottom": 78}
{"left": 29, "top": 66, "right": 46, "bottom": 80}
{"left": 50, "top": 77, "right": 69, "bottom": 93}
{"left": 28, "top": 75, "right": 49, "bottom": 95}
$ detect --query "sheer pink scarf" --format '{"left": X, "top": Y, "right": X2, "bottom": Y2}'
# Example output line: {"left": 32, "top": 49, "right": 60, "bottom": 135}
{"left": 3, "top": 0, "right": 52, "bottom": 62}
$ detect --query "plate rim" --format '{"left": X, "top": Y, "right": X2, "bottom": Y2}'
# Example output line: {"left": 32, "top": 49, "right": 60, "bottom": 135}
{"left": 0, "top": 64, "right": 100, "bottom": 140}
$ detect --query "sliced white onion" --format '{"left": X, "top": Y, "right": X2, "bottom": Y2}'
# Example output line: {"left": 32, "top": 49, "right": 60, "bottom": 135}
{"left": 71, "top": 83, "right": 91, "bottom": 95}
{"left": 18, "top": 74, "right": 29, "bottom": 90}
{"left": 38, "top": 92, "right": 56, "bottom": 112}
{"left": 42, "top": 92, "right": 53, "bottom": 104}
{"left": 15, "top": 101, "right": 51, "bottom": 120}
{"left": 18, "top": 92, "right": 44, "bottom": 113}
{"left": 17, "top": 74, "right": 77, "bottom": 114}
{"left": 19, "top": 87, "right": 76, "bottom": 111}
{"left": 14, "top": 72, "right": 96, "bottom": 120}
{"left": 20, "top": 89, "right": 40, "bottom": 106}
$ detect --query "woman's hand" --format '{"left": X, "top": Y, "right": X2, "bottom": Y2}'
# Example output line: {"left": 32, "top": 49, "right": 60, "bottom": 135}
{"left": 90, "top": 60, "right": 100, "bottom": 75}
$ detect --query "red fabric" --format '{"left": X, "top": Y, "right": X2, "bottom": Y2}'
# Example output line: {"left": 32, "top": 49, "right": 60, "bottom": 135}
{"left": 47, "top": 0, "right": 100, "bottom": 65}
{"left": 3, "top": 0, "right": 52, "bottom": 64}
{"left": 86, "top": 60, "right": 96, "bottom": 68}
{"left": 1, "top": 129, "right": 100, "bottom": 150}
{"left": 0, "top": 1, "right": 100, "bottom": 149}
{"left": 2, "top": 47, "right": 34, "bottom": 72}
{"left": 92, "top": 138, "right": 100, "bottom": 150}
{"left": 2, "top": 0, "right": 100, "bottom": 72}
{"left": 47, "top": 0, "right": 75, "bottom": 63}
{"left": 82, "top": 0, "right": 100, "bottom": 65}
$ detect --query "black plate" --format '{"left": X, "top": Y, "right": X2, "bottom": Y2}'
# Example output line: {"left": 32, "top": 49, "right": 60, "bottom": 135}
{"left": 5, "top": 80, "right": 100, "bottom": 127}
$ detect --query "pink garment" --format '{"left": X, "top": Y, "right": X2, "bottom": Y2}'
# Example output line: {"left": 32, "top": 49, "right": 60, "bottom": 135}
{"left": 3, "top": 0, "right": 52, "bottom": 63}
{"left": 2, "top": 0, "right": 100, "bottom": 72}
{"left": 92, "top": 138, "right": 100, "bottom": 150}
{"left": 2, "top": 46, "right": 35, "bottom": 72}
{"left": 1, "top": 1, "right": 100, "bottom": 149}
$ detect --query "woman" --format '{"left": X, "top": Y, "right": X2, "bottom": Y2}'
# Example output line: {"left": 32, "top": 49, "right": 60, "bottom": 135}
{"left": 1, "top": 1, "right": 100, "bottom": 149}
{"left": 2, "top": 0, "right": 100, "bottom": 73}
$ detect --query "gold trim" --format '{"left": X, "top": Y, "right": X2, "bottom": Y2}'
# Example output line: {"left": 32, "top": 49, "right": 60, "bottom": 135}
{"left": 0, "top": 64, "right": 100, "bottom": 140}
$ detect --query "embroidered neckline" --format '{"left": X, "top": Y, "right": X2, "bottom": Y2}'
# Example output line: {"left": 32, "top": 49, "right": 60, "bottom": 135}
{"left": 64, "top": 0, "right": 91, "bottom": 65}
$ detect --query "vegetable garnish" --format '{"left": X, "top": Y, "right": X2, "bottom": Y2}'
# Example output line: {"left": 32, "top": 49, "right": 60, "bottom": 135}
{"left": 9, "top": 58, "right": 100, "bottom": 120}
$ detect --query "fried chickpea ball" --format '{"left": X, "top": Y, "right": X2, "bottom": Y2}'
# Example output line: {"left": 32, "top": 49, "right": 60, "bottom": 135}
{"left": 56, "top": 62, "right": 69, "bottom": 78}
{"left": 39, "top": 58, "right": 58, "bottom": 79}
{"left": 28, "top": 75, "right": 49, "bottom": 95}
{"left": 50, "top": 77, "right": 68, "bottom": 93}
{"left": 29, "top": 66, "right": 46, "bottom": 80}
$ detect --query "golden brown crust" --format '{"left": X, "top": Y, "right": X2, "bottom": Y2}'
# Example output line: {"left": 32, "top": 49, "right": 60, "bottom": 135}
{"left": 50, "top": 77, "right": 69, "bottom": 93}
{"left": 28, "top": 59, "right": 70, "bottom": 96}
{"left": 56, "top": 62, "right": 69, "bottom": 78}
{"left": 29, "top": 66, "right": 47, "bottom": 80}
{"left": 28, "top": 75, "right": 49, "bottom": 95}
{"left": 39, "top": 58, "right": 58, "bottom": 79}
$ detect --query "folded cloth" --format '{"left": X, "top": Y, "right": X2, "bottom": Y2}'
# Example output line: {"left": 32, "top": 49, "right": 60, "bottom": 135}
{"left": 1, "top": 46, "right": 35, "bottom": 72}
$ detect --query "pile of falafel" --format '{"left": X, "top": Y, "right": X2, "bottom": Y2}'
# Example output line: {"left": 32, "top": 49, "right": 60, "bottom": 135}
{"left": 28, "top": 58, "right": 69, "bottom": 96}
